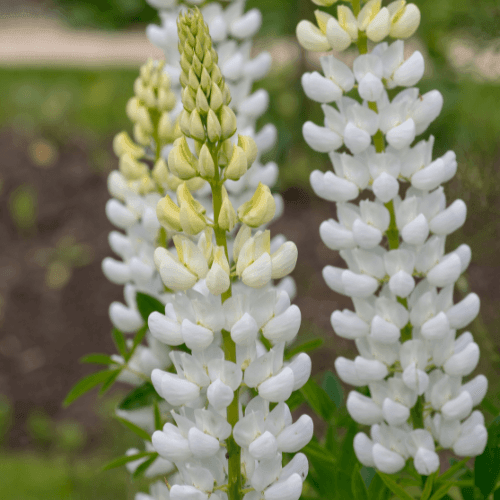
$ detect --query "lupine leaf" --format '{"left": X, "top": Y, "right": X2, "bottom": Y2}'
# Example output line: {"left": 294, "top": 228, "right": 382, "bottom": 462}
{"left": 153, "top": 400, "right": 162, "bottom": 431}
{"left": 286, "top": 389, "right": 304, "bottom": 411}
{"left": 80, "top": 353, "right": 116, "bottom": 365}
{"left": 322, "top": 370, "right": 343, "bottom": 409}
{"left": 303, "top": 440, "right": 337, "bottom": 498}
{"left": 352, "top": 464, "right": 368, "bottom": 500}
{"left": 284, "top": 338, "right": 323, "bottom": 359}
{"left": 63, "top": 369, "right": 114, "bottom": 407}
{"left": 429, "top": 481, "right": 454, "bottom": 500}
{"left": 436, "top": 456, "right": 470, "bottom": 483}
{"left": 135, "top": 292, "right": 164, "bottom": 322}
{"left": 367, "top": 473, "right": 390, "bottom": 500}
{"left": 377, "top": 472, "right": 415, "bottom": 500}
{"left": 474, "top": 447, "right": 500, "bottom": 497}
{"left": 129, "top": 325, "right": 148, "bottom": 358}
{"left": 118, "top": 382, "right": 162, "bottom": 410}
{"left": 116, "top": 417, "right": 152, "bottom": 442}
{"left": 421, "top": 470, "right": 439, "bottom": 500}
{"left": 99, "top": 368, "right": 123, "bottom": 395}
{"left": 494, "top": 487, "right": 500, "bottom": 500}
{"left": 300, "top": 379, "right": 336, "bottom": 422}
{"left": 132, "top": 453, "right": 158, "bottom": 478}
{"left": 112, "top": 328, "right": 128, "bottom": 359}
{"left": 101, "top": 451, "right": 155, "bottom": 471}
{"left": 303, "top": 440, "right": 336, "bottom": 467}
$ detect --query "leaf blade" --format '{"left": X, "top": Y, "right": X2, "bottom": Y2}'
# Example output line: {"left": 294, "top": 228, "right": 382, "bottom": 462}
{"left": 63, "top": 369, "right": 114, "bottom": 407}
{"left": 377, "top": 472, "right": 415, "bottom": 500}
{"left": 116, "top": 416, "right": 152, "bottom": 442}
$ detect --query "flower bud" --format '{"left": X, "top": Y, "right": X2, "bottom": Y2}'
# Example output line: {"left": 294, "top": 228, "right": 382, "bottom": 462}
{"left": 177, "top": 183, "right": 207, "bottom": 235}
{"left": 393, "top": 51, "right": 425, "bottom": 87}
{"left": 388, "top": 1, "right": 421, "bottom": 39}
{"left": 219, "top": 105, "right": 237, "bottom": 141}
{"left": 158, "top": 111, "right": 175, "bottom": 141}
{"left": 168, "top": 137, "right": 197, "bottom": 180}
{"left": 207, "top": 109, "right": 222, "bottom": 143}
{"left": 154, "top": 247, "right": 197, "bottom": 291}
{"left": 365, "top": 8, "right": 390, "bottom": 42}
{"left": 156, "top": 194, "right": 182, "bottom": 232}
{"left": 238, "top": 183, "right": 276, "bottom": 228}
{"left": 209, "top": 82, "right": 223, "bottom": 111}
{"left": 296, "top": 20, "right": 331, "bottom": 52}
{"left": 136, "top": 106, "right": 154, "bottom": 133}
{"left": 113, "top": 131, "right": 144, "bottom": 159}
{"left": 325, "top": 17, "right": 352, "bottom": 52}
{"left": 271, "top": 241, "right": 298, "bottom": 279}
{"left": 225, "top": 145, "right": 248, "bottom": 181}
{"left": 197, "top": 143, "right": 215, "bottom": 179}
{"left": 206, "top": 246, "right": 231, "bottom": 296}
{"left": 231, "top": 312, "right": 259, "bottom": 346}
{"left": 218, "top": 186, "right": 237, "bottom": 232}
{"left": 242, "top": 252, "right": 272, "bottom": 288}
{"left": 188, "top": 109, "right": 205, "bottom": 142}
{"left": 238, "top": 134, "right": 258, "bottom": 167}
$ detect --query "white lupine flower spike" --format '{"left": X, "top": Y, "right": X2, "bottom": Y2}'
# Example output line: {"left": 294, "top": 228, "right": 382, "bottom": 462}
{"left": 297, "top": 0, "right": 487, "bottom": 477}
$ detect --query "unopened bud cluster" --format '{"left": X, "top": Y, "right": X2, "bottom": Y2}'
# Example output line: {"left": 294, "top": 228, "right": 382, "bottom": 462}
{"left": 297, "top": 0, "right": 487, "bottom": 476}
{"left": 145, "top": 10, "right": 312, "bottom": 500}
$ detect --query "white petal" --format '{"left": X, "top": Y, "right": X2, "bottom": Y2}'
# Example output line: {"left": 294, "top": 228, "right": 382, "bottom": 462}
{"left": 344, "top": 122, "right": 371, "bottom": 154}
{"left": 259, "top": 367, "right": 295, "bottom": 402}
{"left": 373, "top": 443, "right": 406, "bottom": 473}
{"left": 109, "top": 302, "right": 143, "bottom": 333}
{"left": 277, "top": 415, "right": 314, "bottom": 453}
{"left": 414, "top": 447, "right": 440, "bottom": 475}
{"left": 148, "top": 311, "right": 184, "bottom": 345}
{"left": 181, "top": 319, "right": 214, "bottom": 351}
{"left": 453, "top": 425, "right": 487, "bottom": 457}
{"left": 372, "top": 172, "right": 399, "bottom": 203}
{"left": 386, "top": 118, "right": 416, "bottom": 150}
{"left": 393, "top": 51, "right": 425, "bottom": 87}
{"left": 188, "top": 427, "right": 220, "bottom": 458}
{"left": 302, "top": 72, "right": 342, "bottom": 103}
{"left": 446, "top": 293, "right": 480, "bottom": 329}
{"left": 347, "top": 391, "right": 383, "bottom": 425}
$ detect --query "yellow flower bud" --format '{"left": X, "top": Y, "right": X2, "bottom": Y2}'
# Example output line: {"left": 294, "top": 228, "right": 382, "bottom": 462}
{"left": 218, "top": 186, "right": 237, "bottom": 232}
{"left": 357, "top": 0, "right": 381, "bottom": 31}
{"left": 182, "top": 87, "right": 196, "bottom": 113}
{"left": 238, "top": 135, "right": 258, "bottom": 167}
{"left": 126, "top": 97, "right": 140, "bottom": 122}
{"left": 189, "top": 109, "right": 206, "bottom": 141}
{"left": 173, "top": 234, "right": 209, "bottom": 279}
{"left": 188, "top": 67, "right": 200, "bottom": 91}
{"left": 198, "top": 144, "right": 215, "bottom": 179}
{"left": 192, "top": 54, "right": 203, "bottom": 77}
{"left": 142, "top": 86, "right": 156, "bottom": 108}
{"left": 296, "top": 20, "right": 331, "bottom": 52}
{"left": 338, "top": 5, "right": 359, "bottom": 40}
{"left": 238, "top": 182, "right": 276, "bottom": 228}
{"left": 168, "top": 137, "right": 197, "bottom": 180}
{"left": 180, "top": 52, "right": 191, "bottom": 74}
{"left": 152, "top": 158, "right": 169, "bottom": 186}
{"left": 388, "top": 1, "right": 420, "bottom": 39}
{"left": 177, "top": 183, "right": 207, "bottom": 235}
{"left": 206, "top": 246, "right": 230, "bottom": 296}
{"left": 366, "top": 7, "right": 390, "bottom": 42}
{"left": 136, "top": 106, "right": 154, "bottom": 133}
{"left": 198, "top": 227, "right": 214, "bottom": 265}
{"left": 119, "top": 153, "right": 149, "bottom": 180}
{"left": 158, "top": 112, "right": 174, "bottom": 142}
{"left": 211, "top": 65, "right": 223, "bottom": 86}
{"left": 180, "top": 109, "right": 191, "bottom": 136}
{"left": 207, "top": 109, "right": 222, "bottom": 143}
{"left": 134, "top": 174, "right": 156, "bottom": 195}
{"left": 113, "top": 131, "right": 144, "bottom": 159}
{"left": 314, "top": 10, "right": 334, "bottom": 34}
{"left": 200, "top": 67, "right": 211, "bottom": 94}
{"left": 186, "top": 177, "right": 206, "bottom": 192}
{"left": 225, "top": 145, "right": 248, "bottom": 181}
{"left": 253, "top": 230, "right": 271, "bottom": 260}
{"left": 157, "top": 194, "right": 182, "bottom": 232}
{"left": 219, "top": 105, "right": 237, "bottom": 141}
{"left": 233, "top": 224, "right": 252, "bottom": 263}
{"left": 196, "top": 87, "right": 210, "bottom": 114}
{"left": 209, "top": 82, "right": 223, "bottom": 111}
{"left": 158, "top": 88, "right": 176, "bottom": 112}
{"left": 203, "top": 50, "right": 213, "bottom": 72}
{"left": 311, "top": 0, "right": 337, "bottom": 5}
{"left": 221, "top": 82, "right": 232, "bottom": 106}
{"left": 133, "top": 123, "right": 151, "bottom": 146}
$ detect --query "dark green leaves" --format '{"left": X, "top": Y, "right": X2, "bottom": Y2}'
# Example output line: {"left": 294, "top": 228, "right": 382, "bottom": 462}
{"left": 377, "top": 472, "right": 415, "bottom": 500}
{"left": 285, "top": 338, "right": 323, "bottom": 360}
{"left": 474, "top": 416, "right": 500, "bottom": 497}
{"left": 351, "top": 464, "right": 368, "bottom": 500}
{"left": 101, "top": 451, "right": 156, "bottom": 471}
{"left": 63, "top": 369, "right": 117, "bottom": 407}
{"left": 112, "top": 328, "right": 128, "bottom": 359}
{"left": 135, "top": 292, "right": 164, "bottom": 322}
{"left": 300, "top": 379, "right": 336, "bottom": 422}
{"left": 322, "top": 371, "right": 344, "bottom": 410}
{"left": 116, "top": 417, "right": 152, "bottom": 442}
{"left": 80, "top": 353, "right": 116, "bottom": 365}
{"left": 118, "top": 382, "right": 161, "bottom": 411}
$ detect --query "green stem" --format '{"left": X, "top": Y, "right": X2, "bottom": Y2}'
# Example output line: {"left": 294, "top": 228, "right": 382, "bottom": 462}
{"left": 210, "top": 147, "right": 241, "bottom": 500}
{"left": 411, "top": 397, "right": 425, "bottom": 429}
{"left": 352, "top": 0, "right": 361, "bottom": 16}
{"left": 357, "top": 31, "right": 368, "bottom": 55}
{"left": 385, "top": 200, "right": 399, "bottom": 250}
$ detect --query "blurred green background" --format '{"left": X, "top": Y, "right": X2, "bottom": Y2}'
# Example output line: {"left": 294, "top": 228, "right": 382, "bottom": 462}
{"left": 1, "top": 0, "right": 500, "bottom": 498}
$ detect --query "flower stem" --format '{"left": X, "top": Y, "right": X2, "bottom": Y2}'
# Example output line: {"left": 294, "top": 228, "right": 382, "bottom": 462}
{"left": 210, "top": 149, "right": 241, "bottom": 500}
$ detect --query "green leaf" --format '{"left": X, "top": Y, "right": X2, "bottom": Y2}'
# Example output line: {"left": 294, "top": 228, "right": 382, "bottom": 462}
{"left": 101, "top": 451, "right": 155, "bottom": 471}
{"left": 112, "top": 328, "right": 128, "bottom": 359}
{"left": 303, "top": 440, "right": 337, "bottom": 499}
{"left": 429, "top": 482, "right": 454, "bottom": 500}
{"left": 436, "top": 456, "right": 470, "bottom": 484}
{"left": 63, "top": 370, "right": 114, "bottom": 407}
{"left": 487, "top": 415, "right": 500, "bottom": 447}
{"left": 118, "top": 382, "right": 162, "bottom": 411}
{"left": 322, "top": 370, "right": 343, "bottom": 409}
{"left": 129, "top": 325, "right": 148, "bottom": 358}
{"left": 377, "top": 472, "right": 415, "bottom": 500}
{"left": 303, "top": 440, "right": 336, "bottom": 468}
{"left": 352, "top": 464, "right": 368, "bottom": 500}
{"left": 474, "top": 446, "right": 500, "bottom": 497}
{"left": 367, "top": 473, "right": 390, "bottom": 500}
{"left": 284, "top": 338, "right": 323, "bottom": 360}
{"left": 338, "top": 423, "right": 357, "bottom": 475}
{"left": 135, "top": 292, "right": 164, "bottom": 322}
{"left": 494, "top": 487, "right": 500, "bottom": 500}
{"left": 99, "top": 368, "right": 123, "bottom": 395}
{"left": 116, "top": 417, "right": 152, "bottom": 442}
{"left": 421, "top": 471, "right": 438, "bottom": 500}
{"left": 80, "top": 353, "right": 116, "bottom": 365}
{"left": 300, "top": 379, "right": 336, "bottom": 422}
{"left": 153, "top": 401, "right": 162, "bottom": 431}
{"left": 132, "top": 453, "right": 158, "bottom": 479}
{"left": 286, "top": 390, "right": 305, "bottom": 411}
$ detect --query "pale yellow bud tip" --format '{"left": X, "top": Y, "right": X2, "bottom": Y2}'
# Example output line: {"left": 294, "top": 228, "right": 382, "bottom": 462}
{"left": 296, "top": 20, "right": 331, "bottom": 52}
{"left": 238, "top": 182, "right": 276, "bottom": 228}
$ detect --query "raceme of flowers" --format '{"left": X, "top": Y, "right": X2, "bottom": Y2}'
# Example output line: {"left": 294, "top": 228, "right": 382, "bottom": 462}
{"left": 146, "top": 9, "right": 313, "bottom": 500}
{"left": 297, "top": 0, "right": 488, "bottom": 476}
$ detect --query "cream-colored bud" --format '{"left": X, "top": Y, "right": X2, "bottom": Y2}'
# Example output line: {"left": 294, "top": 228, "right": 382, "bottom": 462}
{"left": 119, "top": 153, "right": 148, "bottom": 180}
{"left": 157, "top": 195, "right": 182, "bottom": 232}
{"left": 200, "top": 67, "right": 211, "bottom": 94}
{"left": 219, "top": 106, "right": 237, "bottom": 141}
{"left": 198, "top": 144, "right": 215, "bottom": 179}
{"left": 388, "top": 1, "right": 420, "bottom": 39}
{"left": 203, "top": 50, "right": 213, "bottom": 72}
{"left": 296, "top": 20, "right": 331, "bottom": 52}
{"left": 154, "top": 248, "right": 197, "bottom": 292}
{"left": 168, "top": 138, "right": 197, "bottom": 180}
{"left": 188, "top": 67, "right": 200, "bottom": 91}
{"left": 152, "top": 158, "right": 169, "bottom": 186}
{"left": 133, "top": 77, "right": 144, "bottom": 100}
{"left": 113, "top": 131, "right": 144, "bottom": 159}
{"left": 173, "top": 234, "right": 209, "bottom": 279}
{"left": 271, "top": 242, "right": 298, "bottom": 279}
{"left": 198, "top": 227, "right": 214, "bottom": 265}
{"left": 221, "top": 81, "right": 232, "bottom": 106}
{"left": 196, "top": 87, "right": 210, "bottom": 114}
{"left": 211, "top": 65, "right": 223, "bottom": 86}
{"left": 206, "top": 246, "right": 230, "bottom": 296}
{"left": 189, "top": 109, "right": 206, "bottom": 141}
{"left": 158, "top": 88, "right": 176, "bottom": 112}
{"left": 192, "top": 54, "right": 203, "bottom": 78}
{"left": 312, "top": 0, "right": 337, "bottom": 5}
{"left": 238, "top": 135, "right": 258, "bottom": 167}
{"left": 253, "top": 230, "right": 271, "bottom": 260}
{"left": 133, "top": 123, "right": 151, "bottom": 146}
{"left": 177, "top": 183, "right": 207, "bottom": 235}
{"left": 242, "top": 253, "right": 272, "bottom": 289}
{"left": 225, "top": 145, "right": 248, "bottom": 181}
{"left": 233, "top": 224, "right": 252, "bottom": 263}
{"left": 182, "top": 87, "right": 196, "bottom": 113}
{"left": 180, "top": 109, "right": 191, "bottom": 136}
{"left": 210, "top": 82, "right": 223, "bottom": 111}
{"left": 238, "top": 182, "right": 276, "bottom": 228}
{"left": 126, "top": 97, "right": 140, "bottom": 122}
{"left": 142, "top": 86, "right": 156, "bottom": 108}
{"left": 338, "top": 5, "right": 358, "bottom": 40}
{"left": 140, "top": 59, "right": 154, "bottom": 84}
{"left": 135, "top": 174, "right": 156, "bottom": 195}
{"left": 136, "top": 106, "right": 154, "bottom": 133}
{"left": 207, "top": 109, "right": 222, "bottom": 143}
{"left": 219, "top": 186, "right": 237, "bottom": 232}
{"left": 236, "top": 237, "right": 255, "bottom": 277}
{"left": 358, "top": 0, "right": 381, "bottom": 30}
{"left": 366, "top": 7, "right": 390, "bottom": 42}
{"left": 325, "top": 18, "right": 352, "bottom": 51}
{"left": 314, "top": 10, "right": 334, "bottom": 33}
{"left": 186, "top": 177, "right": 206, "bottom": 192}
{"left": 158, "top": 112, "right": 174, "bottom": 141}
{"left": 218, "top": 139, "right": 233, "bottom": 167}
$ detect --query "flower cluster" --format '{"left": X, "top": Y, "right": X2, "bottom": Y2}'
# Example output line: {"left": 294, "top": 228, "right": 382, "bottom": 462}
{"left": 297, "top": 0, "right": 487, "bottom": 476}
{"left": 147, "top": 9, "right": 312, "bottom": 500}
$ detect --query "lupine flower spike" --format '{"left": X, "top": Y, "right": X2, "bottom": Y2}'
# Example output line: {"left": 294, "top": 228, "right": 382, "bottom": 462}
{"left": 147, "top": 9, "right": 313, "bottom": 499}
{"left": 297, "top": 0, "right": 487, "bottom": 476}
